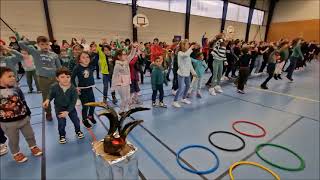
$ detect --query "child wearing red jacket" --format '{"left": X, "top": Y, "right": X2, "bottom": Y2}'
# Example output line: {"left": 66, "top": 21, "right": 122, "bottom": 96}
{"left": 129, "top": 48, "right": 143, "bottom": 107}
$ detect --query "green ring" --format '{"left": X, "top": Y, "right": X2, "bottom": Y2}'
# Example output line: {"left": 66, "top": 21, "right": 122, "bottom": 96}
{"left": 255, "top": 143, "right": 305, "bottom": 171}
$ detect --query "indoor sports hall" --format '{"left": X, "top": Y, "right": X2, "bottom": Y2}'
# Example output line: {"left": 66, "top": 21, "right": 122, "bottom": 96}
{"left": 0, "top": 0, "right": 319, "bottom": 179}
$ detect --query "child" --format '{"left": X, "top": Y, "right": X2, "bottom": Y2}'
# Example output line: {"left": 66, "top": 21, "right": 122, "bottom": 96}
{"left": 188, "top": 52, "right": 208, "bottom": 98}
{"left": 172, "top": 40, "right": 197, "bottom": 108}
{"left": 43, "top": 67, "right": 84, "bottom": 144}
{"left": 111, "top": 44, "right": 138, "bottom": 114}
{"left": 236, "top": 46, "right": 251, "bottom": 94}
{"left": 71, "top": 52, "right": 96, "bottom": 129}
{"left": 209, "top": 35, "right": 228, "bottom": 96}
{"left": 21, "top": 49, "right": 41, "bottom": 93}
{"left": 18, "top": 33, "right": 62, "bottom": 121}
{"left": 0, "top": 44, "right": 23, "bottom": 77}
{"left": 261, "top": 49, "right": 280, "bottom": 89}
{"left": 151, "top": 56, "right": 168, "bottom": 107}
{"left": 0, "top": 67, "right": 42, "bottom": 163}
{"left": 129, "top": 47, "right": 143, "bottom": 107}
{"left": 59, "top": 49, "right": 71, "bottom": 68}
{"left": 96, "top": 44, "right": 111, "bottom": 103}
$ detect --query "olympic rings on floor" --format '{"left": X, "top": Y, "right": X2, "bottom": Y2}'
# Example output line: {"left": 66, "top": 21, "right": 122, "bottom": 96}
{"left": 232, "top": 120, "right": 267, "bottom": 138}
{"left": 208, "top": 131, "right": 245, "bottom": 152}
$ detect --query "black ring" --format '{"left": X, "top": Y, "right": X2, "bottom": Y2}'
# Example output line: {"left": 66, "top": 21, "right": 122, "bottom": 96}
{"left": 208, "top": 131, "right": 245, "bottom": 152}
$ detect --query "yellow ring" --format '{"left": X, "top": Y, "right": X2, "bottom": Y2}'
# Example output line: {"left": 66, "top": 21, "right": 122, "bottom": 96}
{"left": 229, "top": 161, "right": 281, "bottom": 180}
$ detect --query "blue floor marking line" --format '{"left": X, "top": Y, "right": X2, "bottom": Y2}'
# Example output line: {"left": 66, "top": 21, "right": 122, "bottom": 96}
{"left": 41, "top": 109, "right": 46, "bottom": 180}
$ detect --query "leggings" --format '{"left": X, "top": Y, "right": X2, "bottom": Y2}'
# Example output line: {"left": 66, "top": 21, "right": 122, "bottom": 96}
{"left": 116, "top": 85, "right": 130, "bottom": 113}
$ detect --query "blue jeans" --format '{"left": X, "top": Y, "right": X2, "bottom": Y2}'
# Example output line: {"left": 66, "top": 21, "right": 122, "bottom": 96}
{"left": 174, "top": 75, "right": 191, "bottom": 101}
{"left": 103, "top": 74, "right": 110, "bottom": 98}
{"left": 56, "top": 108, "right": 81, "bottom": 136}
{"left": 286, "top": 56, "right": 298, "bottom": 79}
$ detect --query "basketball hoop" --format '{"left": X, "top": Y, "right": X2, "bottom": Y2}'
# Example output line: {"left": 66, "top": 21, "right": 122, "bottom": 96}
{"left": 133, "top": 14, "right": 149, "bottom": 28}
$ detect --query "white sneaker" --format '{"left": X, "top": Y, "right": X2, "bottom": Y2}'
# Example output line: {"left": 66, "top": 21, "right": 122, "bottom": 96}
{"left": 181, "top": 99, "right": 191, "bottom": 104}
{"left": 209, "top": 88, "right": 216, "bottom": 96}
{"left": 172, "top": 101, "right": 181, "bottom": 108}
{"left": 214, "top": 85, "right": 223, "bottom": 93}
{"left": 0, "top": 144, "right": 8, "bottom": 156}
{"left": 172, "top": 90, "right": 177, "bottom": 96}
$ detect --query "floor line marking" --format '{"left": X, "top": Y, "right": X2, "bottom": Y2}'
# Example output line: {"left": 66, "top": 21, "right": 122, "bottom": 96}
{"left": 216, "top": 116, "right": 304, "bottom": 180}
{"left": 221, "top": 93, "right": 319, "bottom": 122}
{"left": 41, "top": 109, "right": 46, "bottom": 180}
{"left": 250, "top": 86, "right": 320, "bottom": 103}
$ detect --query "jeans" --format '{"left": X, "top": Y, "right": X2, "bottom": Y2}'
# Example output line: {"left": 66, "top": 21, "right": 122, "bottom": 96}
{"left": 286, "top": 57, "right": 298, "bottom": 79}
{"left": 103, "top": 74, "right": 110, "bottom": 98}
{"left": 38, "top": 76, "right": 56, "bottom": 114}
{"left": 190, "top": 76, "right": 203, "bottom": 92}
{"left": 26, "top": 70, "right": 40, "bottom": 91}
{"left": 56, "top": 108, "right": 81, "bottom": 136}
{"left": 152, "top": 84, "right": 164, "bottom": 102}
{"left": 172, "top": 72, "right": 179, "bottom": 91}
{"left": 79, "top": 88, "right": 95, "bottom": 121}
{"left": 211, "top": 60, "right": 224, "bottom": 87}
{"left": 174, "top": 75, "right": 191, "bottom": 101}
{"left": 254, "top": 55, "right": 263, "bottom": 73}
{"left": 0, "top": 126, "right": 7, "bottom": 144}
{"left": 262, "top": 63, "right": 276, "bottom": 86}
{"left": 237, "top": 67, "right": 250, "bottom": 90}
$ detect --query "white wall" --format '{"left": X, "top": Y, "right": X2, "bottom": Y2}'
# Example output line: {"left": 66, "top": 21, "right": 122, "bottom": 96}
{"left": 0, "top": 0, "right": 47, "bottom": 41}
{"left": 137, "top": 7, "right": 185, "bottom": 43}
{"left": 272, "top": 0, "right": 320, "bottom": 22}
{"left": 189, "top": 15, "right": 221, "bottom": 43}
{"left": 48, "top": 0, "right": 132, "bottom": 43}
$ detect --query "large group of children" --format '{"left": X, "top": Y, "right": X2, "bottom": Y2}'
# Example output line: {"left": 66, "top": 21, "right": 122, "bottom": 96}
{"left": 0, "top": 30, "right": 319, "bottom": 163}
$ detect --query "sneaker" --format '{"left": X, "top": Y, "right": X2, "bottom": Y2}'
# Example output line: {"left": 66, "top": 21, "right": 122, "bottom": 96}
{"left": 30, "top": 146, "right": 43, "bottom": 156}
{"left": 286, "top": 76, "right": 294, "bottom": 82}
{"left": 36, "top": 91, "right": 42, "bottom": 94}
{"left": 13, "top": 152, "right": 28, "bottom": 163}
{"left": 209, "top": 88, "right": 216, "bottom": 96}
{"left": 196, "top": 93, "right": 202, "bottom": 98}
{"left": 159, "top": 102, "right": 167, "bottom": 108}
{"left": 28, "top": 90, "right": 33, "bottom": 94}
{"left": 152, "top": 102, "right": 157, "bottom": 107}
{"left": 46, "top": 113, "right": 53, "bottom": 121}
{"left": 0, "top": 144, "right": 8, "bottom": 156}
{"left": 274, "top": 74, "right": 278, "bottom": 80}
{"left": 260, "top": 84, "right": 268, "bottom": 89}
{"left": 59, "top": 136, "right": 67, "bottom": 144}
{"left": 181, "top": 99, "right": 191, "bottom": 104}
{"left": 278, "top": 74, "right": 282, "bottom": 80}
{"left": 76, "top": 131, "right": 85, "bottom": 139}
{"left": 97, "top": 77, "right": 101, "bottom": 79}
{"left": 186, "top": 92, "right": 192, "bottom": 98}
{"left": 172, "top": 101, "right": 181, "bottom": 108}
{"left": 82, "top": 120, "right": 92, "bottom": 129}
{"left": 214, "top": 86, "right": 223, "bottom": 93}
{"left": 172, "top": 90, "right": 177, "bottom": 96}
{"left": 88, "top": 116, "right": 97, "bottom": 125}
{"left": 237, "top": 89, "right": 245, "bottom": 94}
{"left": 103, "top": 97, "right": 108, "bottom": 104}
{"left": 112, "top": 94, "right": 118, "bottom": 104}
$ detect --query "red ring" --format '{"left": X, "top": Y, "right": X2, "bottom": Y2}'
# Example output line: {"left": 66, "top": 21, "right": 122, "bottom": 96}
{"left": 232, "top": 120, "right": 266, "bottom": 138}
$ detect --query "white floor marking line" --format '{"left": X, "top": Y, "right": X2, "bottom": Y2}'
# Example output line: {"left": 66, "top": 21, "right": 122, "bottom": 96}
{"left": 250, "top": 87, "right": 320, "bottom": 103}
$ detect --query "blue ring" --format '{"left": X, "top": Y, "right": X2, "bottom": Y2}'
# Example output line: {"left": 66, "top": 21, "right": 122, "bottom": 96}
{"left": 176, "top": 145, "right": 220, "bottom": 174}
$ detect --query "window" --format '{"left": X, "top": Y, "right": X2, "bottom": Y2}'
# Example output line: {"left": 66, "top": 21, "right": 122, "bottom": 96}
{"left": 101, "top": 0, "right": 131, "bottom": 5}
{"left": 252, "top": 9, "right": 264, "bottom": 25}
{"left": 169, "top": 0, "right": 186, "bottom": 13}
{"left": 137, "top": 0, "right": 169, "bottom": 11}
{"left": 191, "top": 0, "right": 223, "bottom": 18}
{"left": 137, "top": 0, "right": 186, "bottom": 13}
{"left": 226, "top": 3, "right": 250, "bottom": 23}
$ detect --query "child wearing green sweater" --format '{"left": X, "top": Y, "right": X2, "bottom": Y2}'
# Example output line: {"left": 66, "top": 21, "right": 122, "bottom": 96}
{"left": 43, "top": 67, "right": 84, "bottom": 144}
{"left": 151, "top": 57, "right": 168, "bottom": 108}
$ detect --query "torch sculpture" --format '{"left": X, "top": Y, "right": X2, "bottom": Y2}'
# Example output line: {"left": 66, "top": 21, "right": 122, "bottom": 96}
{"left": 85, "top": 102, "right": 150, "bottom": 156}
